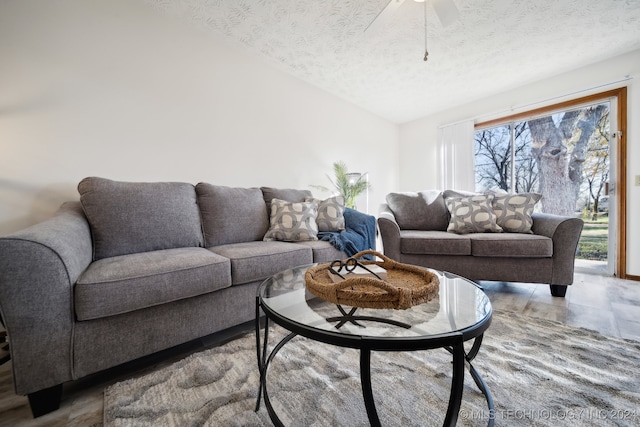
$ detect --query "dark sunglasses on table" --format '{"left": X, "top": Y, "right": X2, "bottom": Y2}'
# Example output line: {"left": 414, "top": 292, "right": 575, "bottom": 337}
{"left": 328, "top": 257, "right": 383, "bottom": 281}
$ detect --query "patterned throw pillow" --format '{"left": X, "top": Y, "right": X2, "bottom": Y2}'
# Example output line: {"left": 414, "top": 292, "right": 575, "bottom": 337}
{"left": 491, "top": 192, "right": 542, "bottom": 233}
{"left": 263, "top": 199, "right": 319, "bottom": 241}
{"left": 306, "top": 196, "right": 345, "bottom": 232}
{"left": 445, "top": 194, "right": 503, "bottom": 234}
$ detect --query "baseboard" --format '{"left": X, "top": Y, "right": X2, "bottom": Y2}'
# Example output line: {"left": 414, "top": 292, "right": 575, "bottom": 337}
{"left": 623, "top": 274, "right": 640, "bottom": 282}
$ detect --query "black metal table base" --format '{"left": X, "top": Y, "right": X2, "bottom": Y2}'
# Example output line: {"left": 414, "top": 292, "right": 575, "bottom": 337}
{"left": 255, "top": 301, "right": 494, "bottom": 427}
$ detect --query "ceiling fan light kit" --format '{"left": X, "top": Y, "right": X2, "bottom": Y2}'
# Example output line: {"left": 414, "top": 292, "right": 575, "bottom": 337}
{"left": 366, "top": 0, "right": 459, "bottom": 61}
{"left": 431, "top": 0, "right": 460, "bottom": 27}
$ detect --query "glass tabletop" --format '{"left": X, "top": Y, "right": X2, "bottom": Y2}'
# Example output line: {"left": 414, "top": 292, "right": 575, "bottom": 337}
{"left": 258, "top": 264, "right": 492, "bottom": 342}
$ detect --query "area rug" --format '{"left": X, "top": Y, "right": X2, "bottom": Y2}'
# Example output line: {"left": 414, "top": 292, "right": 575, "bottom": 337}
{"left": 104, "top": 310, "right": 640, "bottom": 426}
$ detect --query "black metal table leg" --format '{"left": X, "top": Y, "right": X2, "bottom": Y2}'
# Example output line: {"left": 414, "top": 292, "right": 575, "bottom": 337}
{"left": 466, "top": 334, "right": 483, "bottom": 362}
{"left": 254, "top": 294, "right": 298, "bottom": 425}
{"left": 442, "top": 335, "right": 494, "bottom": 427}
{"left": 443, "top": 341, "right": 465, "bottom": 427}
{"left": 261, "top": 331, "right": 296, "bottom": 427}
{"left": 360, "top": 348, "right": 382, "bottom": 427}
{"left": 465, "top": 335, "right": 495, "bottom": 427}
{"left": 469, "top": 363, "right": 495, "bottom": 427}
{"left": 255, "top": 296, "right": 265, "bottom": 411}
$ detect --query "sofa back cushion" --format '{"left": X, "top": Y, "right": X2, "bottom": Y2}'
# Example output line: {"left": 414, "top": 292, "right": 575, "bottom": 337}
{"left": 442, "top": 189, "right": 478, "bottom": 199}
{"left": 386, "top": 191, "right": 450, "bottom": 231}
{"left": 78, "top": 177, "right": 204, "bottom": 260}
{"left": 196, "top": 183, "right": 269, "bottom": 247}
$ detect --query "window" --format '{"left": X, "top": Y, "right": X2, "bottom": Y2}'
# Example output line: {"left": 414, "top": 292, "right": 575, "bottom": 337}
{"left": 474, "top": 122, "right": 538, "bottom": 194}
{"left": 473, "top": 88, "right": 629, "bottom": 276}
{"left": 474, "top": 103, "right": 610, "bottom": 218}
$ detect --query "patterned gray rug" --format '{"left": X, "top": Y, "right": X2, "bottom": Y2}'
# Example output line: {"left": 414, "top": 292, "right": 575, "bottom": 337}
{"left": 104, "top": 310, "right": 640, "bottom": 426}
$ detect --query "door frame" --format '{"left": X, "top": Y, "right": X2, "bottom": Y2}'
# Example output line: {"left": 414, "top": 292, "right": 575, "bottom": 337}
{"left": 476, "top": 87, "right": 628, "bottom": 279}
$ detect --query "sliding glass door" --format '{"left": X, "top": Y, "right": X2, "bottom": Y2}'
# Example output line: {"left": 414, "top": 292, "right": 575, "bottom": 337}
{"left": 474, "top": 100, "right": 617, "bottom": 275}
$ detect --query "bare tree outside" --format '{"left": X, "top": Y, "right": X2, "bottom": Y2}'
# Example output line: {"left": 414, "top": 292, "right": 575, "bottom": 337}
{"left": 474, "top": 123, "right": 535, "bottom": 193}
{"left": 582, "top": 110, "right": 610, "bottom": 220}
{"left": 528, "top": 105, "right": 608, "bottom": 216}
{"left": 474, "top": 125, "right": 511, "bottom": 191}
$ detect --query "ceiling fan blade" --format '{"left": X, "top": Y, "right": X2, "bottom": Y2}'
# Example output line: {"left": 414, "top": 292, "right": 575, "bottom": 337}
{"left": 364, "top": 0, "right": 406, "bottom": 33}
{"left": 432, "top": 0, "right": 459, "bottom": 27}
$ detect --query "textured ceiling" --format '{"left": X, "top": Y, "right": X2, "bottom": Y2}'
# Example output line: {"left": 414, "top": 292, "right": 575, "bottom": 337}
{"left": 142, "top": 0, "right": 640, "bottom": 123}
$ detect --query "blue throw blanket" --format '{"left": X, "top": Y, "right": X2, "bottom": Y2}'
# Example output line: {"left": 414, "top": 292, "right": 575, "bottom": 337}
{"left": 318, "top": 208, "right": 376, "bottom": 259}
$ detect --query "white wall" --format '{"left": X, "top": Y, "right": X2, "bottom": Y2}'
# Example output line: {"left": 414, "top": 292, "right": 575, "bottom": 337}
{"left": 3, "top": 0, "right": 637, "bottom": 275}
{"left": 0, "top": 0, "right": 399, "bottom": 236}
{"left": 399, "top": 48, "right": 640, "bottom": 277}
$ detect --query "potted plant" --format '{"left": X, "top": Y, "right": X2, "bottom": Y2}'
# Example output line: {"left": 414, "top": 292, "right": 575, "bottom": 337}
{"left": 312, "top": 161, "right": 371, "bottom": 209}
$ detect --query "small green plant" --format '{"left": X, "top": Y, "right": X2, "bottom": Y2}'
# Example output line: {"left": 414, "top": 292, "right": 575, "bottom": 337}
{"left": 312, "top": 161, "right": 371, "bottom": 209}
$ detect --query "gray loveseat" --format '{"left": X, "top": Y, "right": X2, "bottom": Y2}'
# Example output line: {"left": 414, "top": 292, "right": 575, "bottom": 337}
{"left": 378, "top": 190, "right": 584, "bottom": 297}
{"left": 0, "top": 177, "right": 372, "bottom": 417}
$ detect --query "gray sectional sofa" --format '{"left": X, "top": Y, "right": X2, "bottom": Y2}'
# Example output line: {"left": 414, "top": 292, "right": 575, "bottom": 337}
{"left": 0, "top": 177, "right": 372, "bottom": 417}
{"left": 378, "top": 190, "right": 584, "bottom": 297}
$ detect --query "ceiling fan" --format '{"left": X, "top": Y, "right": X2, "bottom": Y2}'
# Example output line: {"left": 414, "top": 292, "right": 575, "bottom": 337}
{"left": 365, "top": 0, "right": 460, "bottom": 33}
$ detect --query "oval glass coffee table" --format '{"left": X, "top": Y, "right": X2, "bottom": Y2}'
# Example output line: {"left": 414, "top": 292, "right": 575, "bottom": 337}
{"left": 255, "top": 264, "right": 494, "bottom": 427}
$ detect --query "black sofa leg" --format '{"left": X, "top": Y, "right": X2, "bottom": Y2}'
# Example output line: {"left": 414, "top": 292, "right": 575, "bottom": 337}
{"left": 28, "top": 384, "right": 63, "bottom": 417}
{"left": 549, "top": 285, "right": 568, "bottom": 297}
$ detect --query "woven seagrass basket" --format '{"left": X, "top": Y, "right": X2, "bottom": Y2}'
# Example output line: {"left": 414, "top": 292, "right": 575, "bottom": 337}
{"left": 305, "top": 250, "right": 439, "bottom": 310}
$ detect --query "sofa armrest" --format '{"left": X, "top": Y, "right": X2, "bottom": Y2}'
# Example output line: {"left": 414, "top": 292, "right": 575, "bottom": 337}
{"left": 377, "top": 203, "right": 402, "bottom": 260}
{"left": 531, "top": 212, "right": 584, "bottom": 285}
{"left": 0, "top": 202, "right": 93, "bottom": 395}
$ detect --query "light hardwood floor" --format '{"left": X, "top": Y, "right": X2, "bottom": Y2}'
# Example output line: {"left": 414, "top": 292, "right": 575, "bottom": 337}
{"left": 0, "top": 272, "right": 638, "bottom": 426}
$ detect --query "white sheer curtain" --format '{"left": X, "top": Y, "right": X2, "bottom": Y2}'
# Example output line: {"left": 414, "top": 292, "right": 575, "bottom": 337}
{"left": 437, "top": 120, "right": 475, "bottom": 191}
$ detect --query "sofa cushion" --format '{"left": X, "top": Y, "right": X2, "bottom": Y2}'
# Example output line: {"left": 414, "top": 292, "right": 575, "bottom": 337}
{"left": 445, "top": 194, "right": 503, "bottom": 234}
{"left": 399, "top": 230, "right": 471, "bottom": 255}
{"left": 263, "top": 199, "right": 319, "bottom": 242}
{"left": 209, "top": 241, "right": 312, "bottom": 285}
{"left": 261, "top": 187, "right": 312, "bottom": 217}
{"left": 491, "top": 192, "right": 542, "bottom": 233}
{"left": 306, "top": 196, "right": 346, "bottom": 232}
{"left": 75, "top": 248, "right": 231, "bottom": 321}
{"left": 78, "top": 177, "right": 204, "bottom": 260}
{"left": 294, "top": 240, "right": 346, "bottom": 263}
{"left": 469, "top": 233, "right": 552, "bottom": 258}
{"left": 196, "top": 183, "right": 269, "bottom": 247}
{"left": 386, "top": 191, "right": 449, "bottom": 231}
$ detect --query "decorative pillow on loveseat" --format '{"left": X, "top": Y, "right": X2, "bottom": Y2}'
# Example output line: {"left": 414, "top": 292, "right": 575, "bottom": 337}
{"left": 491, "top": 192, "right": 542, "bottom": 233}
{"left": 78, "top": 177, "right": 204, "bottom": 260}
{"left": 305, "top": 196, "right": 345, "bottom": 232}
{"left": 263, "top": 198, "right": 319, "bottom": 242}
{"left": 444, "top": 194, "right": 503, "bottom": 234}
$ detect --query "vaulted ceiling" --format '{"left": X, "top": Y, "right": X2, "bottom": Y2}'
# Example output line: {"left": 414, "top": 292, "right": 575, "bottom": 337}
{"left": 142, "top": 0, "right": 640, "bottom": 123}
